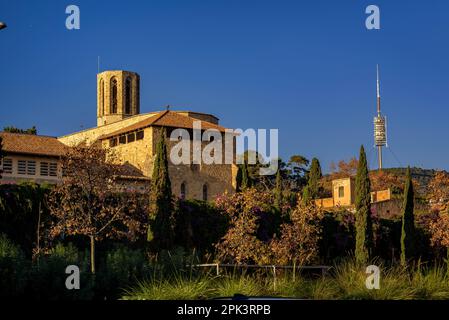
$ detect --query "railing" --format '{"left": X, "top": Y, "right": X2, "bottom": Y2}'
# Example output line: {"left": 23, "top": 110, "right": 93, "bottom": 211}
{"left": 188, "top": 263, "right": 331, "bottom": 276}
{"left": 188, "top": 263, "right": 331, "bottom": 290}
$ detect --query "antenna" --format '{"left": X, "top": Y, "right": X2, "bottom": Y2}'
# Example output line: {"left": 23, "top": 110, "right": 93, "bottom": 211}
{"left": 373, "top": 64, "right": 387, "bottom": 170}
{"left": 376, "top": 64, "right": 381, "bottom": 114}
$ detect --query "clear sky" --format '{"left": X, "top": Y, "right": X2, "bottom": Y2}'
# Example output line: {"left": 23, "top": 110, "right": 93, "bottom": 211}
{"left": 1, "top": 0, "right": 449, "bottom": 172}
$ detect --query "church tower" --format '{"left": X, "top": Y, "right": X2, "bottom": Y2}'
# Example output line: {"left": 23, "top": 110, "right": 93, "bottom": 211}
{"left": 97, "top": 70, "right": 140, "bottom": 126}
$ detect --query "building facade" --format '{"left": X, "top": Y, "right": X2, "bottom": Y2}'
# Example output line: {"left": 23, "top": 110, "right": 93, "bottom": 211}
{"left": 1, "top": 70, "right": 238, "bottom": 201}
{"left": 315, "top": 177, "right": 391, "bottom": 209}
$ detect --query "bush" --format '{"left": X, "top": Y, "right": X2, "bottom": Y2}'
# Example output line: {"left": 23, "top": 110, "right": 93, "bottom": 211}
{"left": 27, "top": 243, "right": 94, "bottom": 300}
{"left": 96, "top": 244, "right": 151, "bottom": 299}
{"left": 0, "top": 234, "right": 28, "bottom": 297}
{"left": 174, "top": 199, "right": 228, "bottom": 252}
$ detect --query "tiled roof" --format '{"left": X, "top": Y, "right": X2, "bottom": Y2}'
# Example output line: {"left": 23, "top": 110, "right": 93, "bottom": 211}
{"left": 0, "top": 132, "right": 67, "bottom": 157}
{"left": 99, "top": 110, "right": 228, "bottom": 140}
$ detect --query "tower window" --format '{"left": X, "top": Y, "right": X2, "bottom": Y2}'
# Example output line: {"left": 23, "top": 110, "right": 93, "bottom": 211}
{"left": 100, "top": 79, "right": 104, "bottom": 115}
{"left": 125, "top": 77, "right": 132, "bottom": 114}
{"left": 119, "top": 135, "right": 127, "bottom": 144}
{"left": 180, "top": 182, "right": 186, "bottom": 199}
{"left": 110, "top": 77, "right": 118, "bottom": 114}
{"left": 202, "top": 184, "right": 208, "bottom": 201}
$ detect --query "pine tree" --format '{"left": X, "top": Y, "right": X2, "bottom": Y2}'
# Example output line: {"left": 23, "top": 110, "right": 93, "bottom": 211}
{"left": 241, "top": 160, "right": 251, "bottom": 189}
{"left": 354, "top": 145, "right": 373, "bottom": 265}
{"left": 303, "top": 157, "right": 322, "bottom": 202}
{"left": 149, "top": 128, "right": 175, "bottom": 250}
{"left": 400, "top": 166, "right": 416, "bottom": 266}
{"left": 274, "top": 168, "right": 282, "bottom": 209}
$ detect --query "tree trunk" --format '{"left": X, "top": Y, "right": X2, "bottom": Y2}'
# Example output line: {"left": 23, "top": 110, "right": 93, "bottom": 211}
{"left": 90, "top": 235, "right": 96, "bottom": 274}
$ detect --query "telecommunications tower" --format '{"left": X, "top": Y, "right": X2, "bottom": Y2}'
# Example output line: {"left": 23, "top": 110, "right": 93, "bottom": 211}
{"left": 373, "top": 65, "right": 387, "bottom": 170}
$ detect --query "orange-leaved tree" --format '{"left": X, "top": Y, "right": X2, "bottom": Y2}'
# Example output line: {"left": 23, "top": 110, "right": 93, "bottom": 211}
{"left": 47, "top": 144, "right": 147, "bottom": 274}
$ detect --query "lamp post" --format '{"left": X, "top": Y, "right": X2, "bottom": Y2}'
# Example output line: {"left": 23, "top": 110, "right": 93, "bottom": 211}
{"left": 0, "top": 22, "right": 7, "bottom": 30}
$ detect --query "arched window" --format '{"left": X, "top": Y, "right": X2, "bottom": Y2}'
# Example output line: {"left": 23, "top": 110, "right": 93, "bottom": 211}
{"left": 202, "top": 184, "right": 208, "bottom": 201}
{"left": 180, "top": 182, "right": 186, "bottom": 199}
{"left": 99, "top": 79, "right": 104, "bottom": 115}
{"left": 110, "top": 77, "right": 118, "bottom": 114}
{"left": 125, "top": 77, "right": 132, "bottom": 114}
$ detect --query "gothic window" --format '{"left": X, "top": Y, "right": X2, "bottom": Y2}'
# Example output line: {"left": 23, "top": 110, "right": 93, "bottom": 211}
{"left": 110, "top": 77, "right": 118, "bottom": 114}
{"left": 125, "top": 77, "right": 132, "bottom": 114}
{"left": 180, "top": 182, "right": 186, "bottom": 199}
{"left": 100, "top": 79, "right": 104, "bottom": 115}
{"left": 202, "top": 184, "right": 208, "bottom": 201}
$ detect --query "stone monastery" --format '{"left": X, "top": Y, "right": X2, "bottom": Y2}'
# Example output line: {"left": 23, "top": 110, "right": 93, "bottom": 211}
{"left": 0, "top": 70, "right": 238, "bottom": 201}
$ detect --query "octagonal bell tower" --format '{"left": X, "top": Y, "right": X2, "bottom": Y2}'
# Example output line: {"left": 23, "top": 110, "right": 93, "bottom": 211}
{"left": 97, "top": 70, "right": 140, "bottom": 126}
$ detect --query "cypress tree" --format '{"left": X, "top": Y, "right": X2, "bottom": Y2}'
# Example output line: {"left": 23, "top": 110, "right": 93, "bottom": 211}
{"left": 149, "top": 128, "right": 175, "bottom": 250}
{"left": 303, "top": 157, "right": 322, "bottom": 202}
{"left": 235, "top": 165, "right": 243, "bottom": 192}
{"left": 354, "top": 145, "right": 373, "bottom": 265}
{"left": 400, "top": 166, "right": 416, "bottom": 266}
{"left": 274, "top": 168, "right": 282, "bottom": 209}
{"left": 241, "top": 160, "right": 251, "bottom": 189}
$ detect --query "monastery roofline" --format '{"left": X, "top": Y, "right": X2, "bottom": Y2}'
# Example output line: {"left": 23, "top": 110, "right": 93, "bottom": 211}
{"left": 58, "top": 109, "right": 220, "bottom": 139}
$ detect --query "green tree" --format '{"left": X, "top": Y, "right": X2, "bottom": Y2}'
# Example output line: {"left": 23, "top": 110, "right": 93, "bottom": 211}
{"left": 235, "top": 165, "right": 243, "bottom": 192}
{"left": 3, "top": 126, "right": 37, "bottom": 135}
{"left": 274, "top": 168, "right": 282, "bottom": 209}
{"left": 302, "top": 157, "right": 322, "bottom": 202}
{"left": 354, "top": 145, "right": 373, "bottom": 264}
{"left": 149, "top": 128, "right": 175, "bottom": 250}
{"left": 241, "top": 160, "right": 252, "bottom": 190}
{"left": 400, "top": 166, "right": 416, "bottom": 266}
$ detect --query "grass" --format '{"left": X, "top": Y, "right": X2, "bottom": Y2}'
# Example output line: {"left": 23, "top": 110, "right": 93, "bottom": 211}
{"left": 122, "top": 260, "right": 449, "bottom": 300}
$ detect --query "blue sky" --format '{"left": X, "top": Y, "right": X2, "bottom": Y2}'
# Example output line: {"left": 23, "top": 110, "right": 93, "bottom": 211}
{"left": 1, "top": 0, "right": 449, "bottom": 172}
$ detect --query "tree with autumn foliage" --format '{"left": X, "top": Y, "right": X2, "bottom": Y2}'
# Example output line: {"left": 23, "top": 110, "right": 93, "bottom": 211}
{"left": 270, "top": 199, "right": 323, "bottom": 265}
{"left": 428, "top": 171, "right": 449, "bottom": 267}
{"left": 47, "top": 144, "right": 147, "bottom": 274}
{"left": 428, "top": 171, "right": 449, "bottom": 213}
{"left": 215, "top": 188, "right": 274, "bottom": 264}
{"left": 329, "top": 157, "right": 359, "bottom": 178}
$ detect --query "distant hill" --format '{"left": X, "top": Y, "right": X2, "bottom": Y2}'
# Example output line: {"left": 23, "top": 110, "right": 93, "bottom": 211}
{"left": 380, "top": 167, "right": 442, "bottom": 195}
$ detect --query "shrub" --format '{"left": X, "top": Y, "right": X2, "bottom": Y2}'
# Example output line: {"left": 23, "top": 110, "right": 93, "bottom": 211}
{"left": 0, "top": 234, "right": 28, "bottom": 297}
{"left": 27, "top": 243, "right": 94, "bottom": 300}
{"left": 96, "top": 245, "right": 151, "bottom": 299}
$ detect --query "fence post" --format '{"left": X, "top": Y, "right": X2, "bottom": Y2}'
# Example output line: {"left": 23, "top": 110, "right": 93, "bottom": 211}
{"left": 272, "top": 265, "right": 277, "bottom": 291}
{"left": 216, "top": 263, "right": 220, "bottom": 276}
